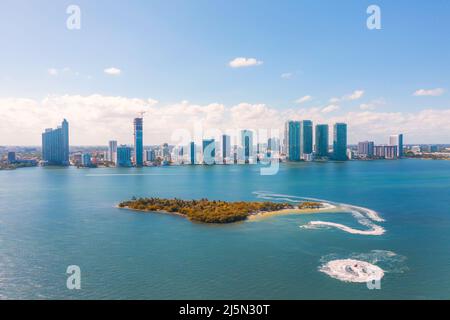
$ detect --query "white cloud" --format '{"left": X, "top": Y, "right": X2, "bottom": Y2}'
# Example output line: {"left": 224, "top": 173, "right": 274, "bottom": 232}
{"left": 321, "top": 104, "right": 340, "bottom": 113}
{"left": 413, "top": 88, "right": 445, "bottom": 97}
{"left": 328, "top": 90, "right": 364, "bottom": 103}
{"left": 295, "top": 95, "right": 313, "bottom": 104}
{"left": 48, "top": 68, "right": 58, "bottom": 76}
{"left": 281, "top": 73, "right": 293, "bottom": 79}
{"left": 1, "top": 94, "right": 450, "bottom": 145}
{"left": 344, "top": 90, "right": 365, "bottom": 101}
{"left": 104, "top": 67, "right": 122, "bottom": 76}
{"left": 359, "top": 98, "right": 386, "bottom": 111}
{"left": 229, "top": 57, "right": 263, "bottom": 68}
{"left": 329, "top": 97, "right": 340, "bottom": 103}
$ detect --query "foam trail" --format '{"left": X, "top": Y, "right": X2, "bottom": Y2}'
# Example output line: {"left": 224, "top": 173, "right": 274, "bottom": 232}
{"left": 304, "top": 221, "right": 385, "bottom": 235}
{"left": 319, "top": 259, "right": 384, "bottom": 283}
{"left": 253, "top": 191, "right": 385, "bottom": 236}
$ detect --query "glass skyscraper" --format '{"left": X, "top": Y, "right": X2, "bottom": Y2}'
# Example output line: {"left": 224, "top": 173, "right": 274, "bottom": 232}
{"left": 117, "top": 145, "right": 132, "bottom": 167}
{"left": 41, "top": 119, "right": 69, "bottom": 166}
{"left": 202, "top": 139, "right": 215, "bottom": 165}
{"left": 315, "top": 124, "right": 329, "bottom": 157}
{"left": 190, "top": 142, "right": 196, "bottom": 164}
{"left": 241, "top": 130, "right": 253, "bottom": 163}
{"left": 300, "top": 120, "right": 313, "bottom": 159}
{"left": 284, "top": 121, "right": 300, "bottom": 161}
{"left": 333, "top": 123, "right": 347, "bottom": 161}
{"left": 134, "top": 117, "right": 143, "bottom": 167}
{"left": 222, "top": 134, "right": 231, "bottom": 163}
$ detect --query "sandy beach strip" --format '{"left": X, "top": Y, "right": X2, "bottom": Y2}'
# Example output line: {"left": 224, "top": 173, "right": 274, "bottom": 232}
{"left": 248, "top": 203, "right": 338, "bottom": 221}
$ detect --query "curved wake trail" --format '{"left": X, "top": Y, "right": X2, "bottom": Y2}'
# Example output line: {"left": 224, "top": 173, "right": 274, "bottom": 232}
{"left": 253, "top": 191, "right": 385, "bottom": 236}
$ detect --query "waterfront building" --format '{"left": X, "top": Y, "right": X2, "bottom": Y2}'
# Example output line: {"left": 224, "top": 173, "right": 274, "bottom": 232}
{"left": 146, "top": 149, "right": 156, "bottom": 162}
{"left": 267, "top": 137, "right": 280, "bottom": 157}
{"left": 429, "top": 145, "right": 439, "bottom": 153}
{"left": 108, "top": 140, "right": 117, "bottom": 164}
{"left": 117, "top": 145, "right": 132, "bottom": 167}
{"left": 347, "top": 149, "right": 354, "bottom": 160}
{"left": 315, "top": 124, "right": 329, "bottom": 158}
{"left": 358, "top": 141, "right": 374, "bottom": 158}
{"left": 7, "top": 151, "right": 16, "bottom": 164}
{"left": 284, "top": 121, "right": 301, "bottom": 161}
{"left": 134, "top": 118, "right": 143, "bottom": 167}
{"left": 41, "top": 119, "right": 70, "bottom": 166}
{"left": 71, "top": 153, "right": 82, "bottom": 166}
{"left": 81, "top": 153, "right": 92, "bottom": 167}
{"left": 374, "top": 145, "right": 398, "bottom": 159}
{"left": 222, "top": 135, "right": 231, "bottom": 163}
{"left": 162, "top": 143, "right": 171, "bottom": 162}
{"left": 333, "top": 123, "right": 347, "bottom": 161}
{"left": 300, "top": 120, "right": 313, "bottom": 160}
{"left": 202, "top": 139, "right": 216, "bottom": 165}
{"left": 389, "top": 134, "right": 404, "bottom": 158}
{"left": 190, "top": 142, "right": 196, "bottom": 164}
{"left": 241, "top": 130, "right": 254, "bottom": 164}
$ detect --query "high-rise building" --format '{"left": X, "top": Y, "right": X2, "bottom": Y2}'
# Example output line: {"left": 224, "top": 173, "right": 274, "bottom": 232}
{"left": 333, "top": 123, "right": 347, "bottom": 161}
{"left": 134, "top": 118, "right": 143, "bottom": 167}
{"left": 146, "top": 149, "right": 156, "bottom": 162}
{"left": 202, "top": 139, "right": 215, "bottom": 165}
{"left": 162, "top": 143, "right": 171, "bottom": 162}
{"left": 190, "top": 142, "right": 196, "bottom": 164}
{"left": 117, "top": 145, "right": 132, "bottom": 167}
{"left": 389, "top": 134, "right": 404, "bottom": 158}
{"left": 222, "top": 134, "right": 231, "bottom": 163}
{"left": 7, "top": 151, "right": 16, "bottom": 164}
{"left": 300, "top": 120, "right": 313, "bottom": 159}
{"left": 267, "top": 137, "right": 280, "bottom": 157}
{"left": 284, "top": 121, "right": 301, "bottom": 161}
{"left": 241, "top": 130, "right": 254, "bottom": 163}
{"left": 42, "top": 119, "right": 69, "bottom": 166}
{"left": 108, "top": 140, "right": 117, "bottom": 164}
{"left": 358, "top": 141, "right": 374, "bottom": 158}
{"left": 315, "top": 124, "right": 329, "bottom": 157}
{"left": 374, "top": 145, "right": 398, "bottom": 159}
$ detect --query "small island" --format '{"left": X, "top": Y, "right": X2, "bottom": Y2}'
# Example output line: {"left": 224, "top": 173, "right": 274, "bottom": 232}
{"left": 118, "top": 197, "right": 325, "bottom": 224}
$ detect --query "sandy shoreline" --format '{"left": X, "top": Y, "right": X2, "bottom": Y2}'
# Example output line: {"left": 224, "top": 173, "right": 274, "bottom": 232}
{"left": 247, "top": 203, "right": 338, "bottom": 220}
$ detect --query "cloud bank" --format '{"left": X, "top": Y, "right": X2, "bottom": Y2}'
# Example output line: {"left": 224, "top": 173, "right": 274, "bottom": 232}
{"left": 1, "top": 94, "right": 449, "bottom": 145}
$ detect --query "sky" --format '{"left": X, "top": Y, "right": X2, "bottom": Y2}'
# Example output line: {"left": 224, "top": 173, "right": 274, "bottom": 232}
{"left": 0, "top": 0, "right": 449, "bottom": 145}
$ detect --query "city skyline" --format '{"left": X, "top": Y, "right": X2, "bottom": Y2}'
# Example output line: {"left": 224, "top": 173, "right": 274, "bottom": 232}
{"left": 1, "top": 1, "right": 450, "bottom": 145}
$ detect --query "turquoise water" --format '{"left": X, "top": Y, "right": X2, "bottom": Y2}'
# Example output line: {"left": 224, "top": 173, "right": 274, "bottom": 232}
{"left": 0, "top": 159, "right": 449, "bottom": 299}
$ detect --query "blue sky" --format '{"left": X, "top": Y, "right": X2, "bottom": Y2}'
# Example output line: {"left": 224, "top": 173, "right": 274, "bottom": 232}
{"left": 0, "top": 0, "right": 449, "bottom": 145}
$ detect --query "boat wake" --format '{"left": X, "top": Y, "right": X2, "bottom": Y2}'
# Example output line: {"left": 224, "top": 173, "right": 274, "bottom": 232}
{"left": 319, "top": 250, "right": 407, "bottom": 282}
{"left": 319, "top": 259, "right": 384, "bottom": 283}
{"left": 253, "top": 191, "right": 385, "bottom": 236}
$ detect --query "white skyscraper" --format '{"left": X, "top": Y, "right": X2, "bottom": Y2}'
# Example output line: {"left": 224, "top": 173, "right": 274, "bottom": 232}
{"left": 108, "top": 140, "right": 118, "bottom": 164}
{"left": 389, "top": 134, "right": 403, "bottom": 157}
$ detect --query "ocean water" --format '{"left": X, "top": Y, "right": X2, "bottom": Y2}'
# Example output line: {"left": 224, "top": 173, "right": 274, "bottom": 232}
{"left": 0, "top": 159, "right": 449, "bottom": 299}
